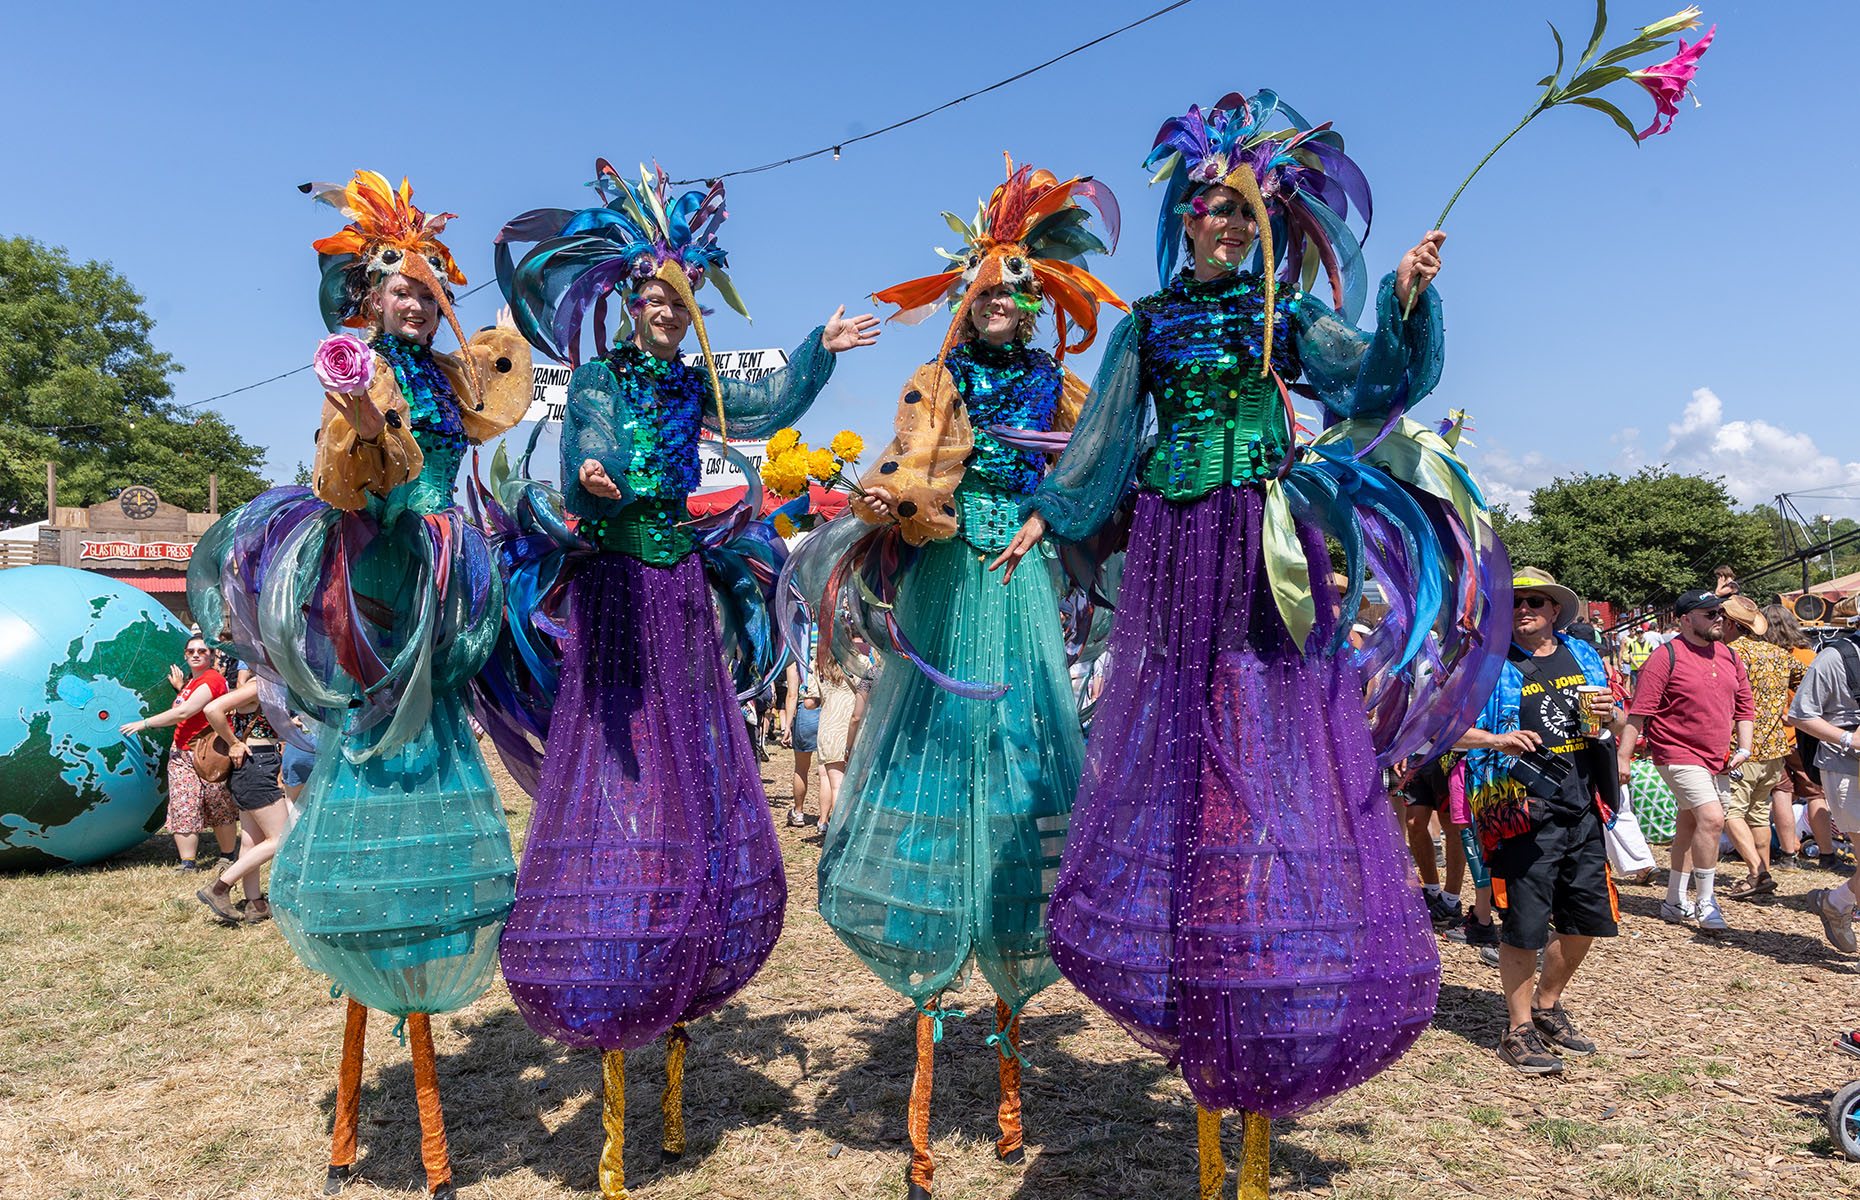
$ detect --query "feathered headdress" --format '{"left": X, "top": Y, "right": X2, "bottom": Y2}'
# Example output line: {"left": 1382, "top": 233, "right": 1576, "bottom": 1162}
{"left": 300, "top": 171, "right": 468, "bottom": 334}
{"left": 871, "top": 154, "right": 1125, "bottom": 367}
{"left": 495, "top": 159, "right": 745, "bottom": 425}
{"left": 1147, "top": 90, "right": 1374, "bottom": 368}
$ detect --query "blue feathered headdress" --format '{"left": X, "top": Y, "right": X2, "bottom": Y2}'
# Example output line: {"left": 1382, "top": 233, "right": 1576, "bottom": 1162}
{"left": 1146, "top": 90, "right": 1373, "bottom": 325}
{"left": 495, "top": 159, "right": 748, "bottom": 378}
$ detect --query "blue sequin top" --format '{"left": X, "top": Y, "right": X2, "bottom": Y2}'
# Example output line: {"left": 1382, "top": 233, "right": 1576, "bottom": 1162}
{"left": 944, "top": 339, "right": 1062, "bottom": 497}
{"left": 374, "top": 332, "right": 469, "bottom": 515}
{"left": 598, "top": 341, "right": 709, "bottom": 500}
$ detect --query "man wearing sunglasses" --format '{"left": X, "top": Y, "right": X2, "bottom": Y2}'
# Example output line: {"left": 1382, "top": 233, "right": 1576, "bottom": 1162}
{"left": 1617, "top": 590, "right": 1754, "bottom": 932}
{"left": 1456, "top": 568, "right": 1622, "bottom": 1074}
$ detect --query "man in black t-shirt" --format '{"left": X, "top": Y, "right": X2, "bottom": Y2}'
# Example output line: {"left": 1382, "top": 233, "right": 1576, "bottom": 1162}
{"left": 1456, "top": 568, "right": 1623, "bottom": 1075}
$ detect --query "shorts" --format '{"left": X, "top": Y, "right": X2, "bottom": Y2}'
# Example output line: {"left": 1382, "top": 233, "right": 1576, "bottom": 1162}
{"left": 1489, "top": 805, "right": 1619, "bottom": 950}
{"left": 1828, "top": 772, "right": 1860, "bottom": 836}
{"left": 281, "top": 743, "right": 314, "bottom": 790}
{"left": 1724, "top": 757, "right": 1787, "bottom": 827}
{"left": 166, "top": 747, "right": 236, "bottom": 833}
{"left": 1398, "top": 761, "right": 1450, "bottom": 811}
{"left": 1655, "top": 762, "right": 1730, "bottom": 812}
{"left": 791, "top": 702, "right": 820, "bottom": 754}
{"left": 228, "top": 746, "right": 285, "bottom": 812}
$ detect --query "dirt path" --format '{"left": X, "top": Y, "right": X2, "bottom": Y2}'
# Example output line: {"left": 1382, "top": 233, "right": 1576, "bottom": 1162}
{"left": 1, "top": 746, "right": 1856, "bottom": 1199}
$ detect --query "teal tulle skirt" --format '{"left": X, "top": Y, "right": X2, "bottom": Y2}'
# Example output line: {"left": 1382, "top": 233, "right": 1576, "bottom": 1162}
{"left": 818, "top": 538, "right": 1083, "bottom": 1009}
{"left": 271, "top": 691, "right": 515, "bottom": 1016}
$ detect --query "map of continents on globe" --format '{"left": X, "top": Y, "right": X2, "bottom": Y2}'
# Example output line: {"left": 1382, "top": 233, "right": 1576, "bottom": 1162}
{"left": 0, "top": 567, "right": 190, "bottom": 869}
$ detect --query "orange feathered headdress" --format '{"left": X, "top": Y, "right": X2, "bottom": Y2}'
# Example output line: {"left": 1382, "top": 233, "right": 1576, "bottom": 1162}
{"left": 871, "top": 154, "right": 1126, "bottom": 367}
{"left": 301, "top": 171, "right": 469, "bottom": 334}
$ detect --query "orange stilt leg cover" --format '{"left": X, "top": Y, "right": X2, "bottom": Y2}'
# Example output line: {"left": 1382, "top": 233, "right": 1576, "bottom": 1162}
{"left": 907, "top": 1010, "right": 936, "bottom": 1191}
{"left": 407, "top": 1013, "right": 452, "bottom": 1190}
{"left": 994, "top": 998, "right": 1023, "bottom": 1160}
{"left": 330, "top": 1000, "right": 367, "bottom": 1169}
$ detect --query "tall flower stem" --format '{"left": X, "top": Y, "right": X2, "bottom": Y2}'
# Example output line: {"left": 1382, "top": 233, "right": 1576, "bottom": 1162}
{"left": 1432, "top": 100, "right": 1550, "bottom": 231}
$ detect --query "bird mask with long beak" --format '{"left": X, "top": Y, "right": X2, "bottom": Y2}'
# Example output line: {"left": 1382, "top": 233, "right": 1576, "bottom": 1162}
{"left": 872, "top": 154, "right": 1126, "bottom": 389}
{"left": 494, "top": 160, "right": 747, "bottom": 439}
{"left": 302, "top": 171, "right": 485, "bottom": 403}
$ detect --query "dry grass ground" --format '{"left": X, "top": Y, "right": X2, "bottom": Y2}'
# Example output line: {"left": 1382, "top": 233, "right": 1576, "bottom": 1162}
{"left": 3, "top": 747, "right": 1858, "bottom": 1200}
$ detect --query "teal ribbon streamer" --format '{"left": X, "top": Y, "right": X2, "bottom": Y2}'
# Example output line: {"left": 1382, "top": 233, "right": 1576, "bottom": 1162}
{"left": 915, "top": 1001, "right": 968, "bottom": 1044}
{"left": 390, "top": 1015, "right": 408, "bottom": 1046}
{"left": 984, "top": 997, "right": 1031, "bottom": 1066}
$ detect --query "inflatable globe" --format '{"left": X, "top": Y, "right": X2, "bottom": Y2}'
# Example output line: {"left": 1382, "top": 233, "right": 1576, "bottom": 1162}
{"left": 0, "top": 566, "right": 191, "bottom": 868}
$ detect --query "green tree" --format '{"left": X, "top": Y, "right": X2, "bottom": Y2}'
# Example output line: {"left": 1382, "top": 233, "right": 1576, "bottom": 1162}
{"left": 0, "top": 237, "right": 270, "bottom": 522}
{"left": 1493, "top": 467, "right": 1772, "bottom": 608}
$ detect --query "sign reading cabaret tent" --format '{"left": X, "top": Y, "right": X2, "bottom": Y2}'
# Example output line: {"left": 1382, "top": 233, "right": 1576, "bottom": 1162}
{"left": 522, "top": 348, "right": 790, "bottom": 493}
{"left": 81, "top": 540, "right": 194, "bottom": 562}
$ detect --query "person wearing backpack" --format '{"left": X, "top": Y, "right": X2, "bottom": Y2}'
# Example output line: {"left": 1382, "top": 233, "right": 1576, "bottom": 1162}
{"left": 1617, "top": 590, "right": 1754, "bottom": 932}
{"left": 1793, "top": 630, "right": 1860, "bottom": 951}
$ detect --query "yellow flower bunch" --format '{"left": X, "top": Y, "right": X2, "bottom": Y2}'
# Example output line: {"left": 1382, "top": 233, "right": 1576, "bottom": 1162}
{"left": 766, "top": 428, "right": 802, "bottom": 457}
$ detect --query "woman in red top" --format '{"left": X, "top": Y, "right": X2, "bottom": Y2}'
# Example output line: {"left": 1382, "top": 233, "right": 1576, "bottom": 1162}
{"left": 119, "top": 635, "right": 235, "bottom": 870}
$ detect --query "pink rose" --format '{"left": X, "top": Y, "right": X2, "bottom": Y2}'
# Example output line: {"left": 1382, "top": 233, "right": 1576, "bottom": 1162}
{"left": 314, "top": 333, "right": 376, "bottom": 394}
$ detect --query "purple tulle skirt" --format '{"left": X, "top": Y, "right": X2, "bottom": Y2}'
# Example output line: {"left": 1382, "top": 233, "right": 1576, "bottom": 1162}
{"left": 498, "top": 553, "right": 787, "bottom": 1051}
{"left": 1046, "top": 486, "right": 1439, "bottom": 1115}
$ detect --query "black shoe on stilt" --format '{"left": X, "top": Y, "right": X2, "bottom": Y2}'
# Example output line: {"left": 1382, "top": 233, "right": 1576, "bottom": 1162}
{"left": 997, "top": 1145, "right": 1024, "bottom": 1165}
{"left": 430, "top": 1184, "right": 457, "bottom": 1200}
{"left": 322, "top": 1165, "right": 354, "bottom": 1195}
{"left": 660, "top": 1149, "right": 683, "bottom": 1165}
{"left": 906, "top": 1185, "right": 932, "bottom": 1200}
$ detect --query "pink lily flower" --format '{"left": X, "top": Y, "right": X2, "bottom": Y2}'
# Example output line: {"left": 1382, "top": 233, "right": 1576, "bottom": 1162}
{"left": 1629, "top": 24, "right": 1715, "bottom": 138}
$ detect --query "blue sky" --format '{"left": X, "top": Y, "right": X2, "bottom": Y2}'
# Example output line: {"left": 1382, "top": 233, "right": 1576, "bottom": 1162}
{"left": 5, "top": 1, "right": 1855, "bottom": 516}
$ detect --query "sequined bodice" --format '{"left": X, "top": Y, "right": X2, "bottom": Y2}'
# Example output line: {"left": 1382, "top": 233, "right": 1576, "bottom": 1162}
{"left": 604, "top": 342, "right": 708, "bottom": 500}
{"left": 1135, "top": 271, "right": 1301, "bottom": 495}
{"left": 945, "top": 340, "right": 1061, "bottom": 496}
{"left": 375, "top": 333, "right": 468, "bottom": 515}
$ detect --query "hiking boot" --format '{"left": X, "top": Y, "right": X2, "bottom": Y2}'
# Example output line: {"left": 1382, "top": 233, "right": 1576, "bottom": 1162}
{"left": 1532, "top": 1004, "right": 1597, "bottom": 1055}
{"left": 244, "top": 895, "right": 272, "bottom": 924}
{"left": 1820, "top": 853, "right": 1856, "bottom": 876}
{"left": 1497, "top": 1023, "right": 1564, "bottom": 1074}
{"left": 197, "top": 883, "right": 241, "bottom": 922}
{"left": 1772, "top": 853, "right": 1802, "bottom": 872}
{"left": 1810, "top": 888, "right": 1858, "bottom": 953}
{"left": 1659, "top": 899, "right": 1696, "bottom": 924}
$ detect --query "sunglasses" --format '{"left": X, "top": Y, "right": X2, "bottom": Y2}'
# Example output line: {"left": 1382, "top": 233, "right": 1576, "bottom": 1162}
{"left": 185, "top": 648, "right": 211, "bottom": 656}
{"left": 1513, "top": 596, "right": 1553, "bottom": 610}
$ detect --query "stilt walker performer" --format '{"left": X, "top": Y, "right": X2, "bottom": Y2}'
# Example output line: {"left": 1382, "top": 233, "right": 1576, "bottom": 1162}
{"left": 489, "top": 160, "right": 880, "bottom": 1200}
{"left": 800, "top": 157, "right": 1124, "bottom": 1198}
{"left": 188, "top": 172, "right": 534, "bottom": 1198}
{"left": 993, "top": 92, "right": 1509, "bottom": 1197}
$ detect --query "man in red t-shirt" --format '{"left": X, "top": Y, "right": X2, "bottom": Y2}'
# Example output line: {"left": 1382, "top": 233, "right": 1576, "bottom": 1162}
{"left": 119, "top": 636, "right": 237, "bottom": 869}
{"left": 1617, "top": 591, "right": 1754, "bottom": 931}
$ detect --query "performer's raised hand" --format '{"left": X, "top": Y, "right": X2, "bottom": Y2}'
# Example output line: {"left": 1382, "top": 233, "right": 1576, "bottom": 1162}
{"left": 580, "top": 458, "right": 624, "bottom": 500}
{"left": 989, "top": 513, "right": 1047, "bottom": 584}
{"left": 1396, "top": 231, "right": 1446, "bottom": 310}
{"left": 823, "top": 305, "right": 883, "bottom": 353}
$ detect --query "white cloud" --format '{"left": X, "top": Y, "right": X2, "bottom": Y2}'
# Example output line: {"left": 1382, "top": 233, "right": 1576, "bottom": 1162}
{"left": 1658, "top": 388, "right": 1860, "bottom": 515}
{"left": 1465, "top": 389, "right": 1860, "bottom": 518}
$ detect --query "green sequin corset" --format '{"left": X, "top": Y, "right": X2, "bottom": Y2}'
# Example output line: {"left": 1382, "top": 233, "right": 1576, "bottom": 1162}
{"left": 1135, "top": 271, "right": 1301, "bottom": 500}
{"left": 580, "top": 498, "right": 696, "bottom": 566}
{"left": 955, "top": 480, "right": 1031, "bottom": 555}
{"left": 374, "top": 332, "right": 470, "bottom": 517}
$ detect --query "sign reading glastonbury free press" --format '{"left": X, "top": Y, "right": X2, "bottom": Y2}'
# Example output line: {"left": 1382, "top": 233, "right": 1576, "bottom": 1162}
{"left": 521, "top": 348, "right": 791, "bottom": 492}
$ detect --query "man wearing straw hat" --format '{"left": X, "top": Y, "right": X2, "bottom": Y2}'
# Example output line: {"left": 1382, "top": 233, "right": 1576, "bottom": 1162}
{"left": 1458, "top": 568, "right": 1622, "bottom": 1074}
{"left": 1618, "top": 589, "right": 1754, "bottom": 932}
{"left": 1719, "top": 597, "right": 1804, "bottom": 899}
